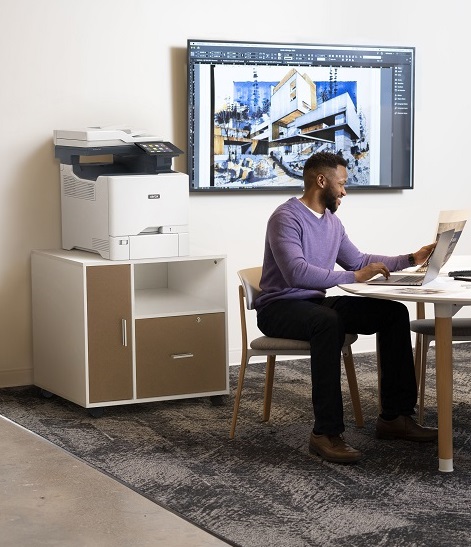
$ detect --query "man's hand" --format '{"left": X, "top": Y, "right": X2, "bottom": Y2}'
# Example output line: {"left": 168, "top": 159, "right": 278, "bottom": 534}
{"left": 354, "top": 262, "right": 391, "bottom": 283}
{"left": 412, "top": 243, "right": 437, "bottom": 266}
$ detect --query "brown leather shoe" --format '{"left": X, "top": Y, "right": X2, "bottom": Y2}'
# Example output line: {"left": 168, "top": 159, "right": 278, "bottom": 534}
{"left": 375, "top": 415, "right": 438, "bottom": 442}
{"left": 308, "top": 433, "right": 362, "bottom": 463}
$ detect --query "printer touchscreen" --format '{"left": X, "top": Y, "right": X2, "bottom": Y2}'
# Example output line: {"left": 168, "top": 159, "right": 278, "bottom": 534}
{"left": 135, "top": 141, "right": 183, "bottom": 155}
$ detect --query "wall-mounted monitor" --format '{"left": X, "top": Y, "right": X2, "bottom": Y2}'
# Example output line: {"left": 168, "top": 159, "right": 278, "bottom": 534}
{"left": 187, "top": 39, "right": 415, "bottom": 193}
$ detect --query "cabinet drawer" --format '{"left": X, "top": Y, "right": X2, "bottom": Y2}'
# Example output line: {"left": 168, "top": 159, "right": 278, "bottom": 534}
{"left": 135, "top": 313, "right": 226, "bottom": 398}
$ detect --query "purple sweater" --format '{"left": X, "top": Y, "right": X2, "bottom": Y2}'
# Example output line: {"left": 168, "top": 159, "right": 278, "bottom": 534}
{"left": 255, "top": 197, "right": 410, "bottom": 312}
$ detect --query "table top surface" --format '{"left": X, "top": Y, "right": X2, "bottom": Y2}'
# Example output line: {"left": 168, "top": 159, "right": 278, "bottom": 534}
{"left": 339, "top": 275, "right": 471, "bottom": 305}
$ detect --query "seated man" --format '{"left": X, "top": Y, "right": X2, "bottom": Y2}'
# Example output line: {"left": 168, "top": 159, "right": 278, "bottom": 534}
{"left": 255, "top": 151, "right": 437, "bottom": 464}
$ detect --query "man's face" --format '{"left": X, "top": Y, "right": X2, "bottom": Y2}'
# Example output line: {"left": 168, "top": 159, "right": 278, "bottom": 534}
{"left": 321, "top": 166, "right": 348, "bottom": 213}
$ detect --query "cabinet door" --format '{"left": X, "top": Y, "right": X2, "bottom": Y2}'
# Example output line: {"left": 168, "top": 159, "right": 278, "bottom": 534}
{"left": 87, "top": 265, "right": 133, "bottom": 403}
{"left": 135, "top": 313, "right": 226, "bottom": 398}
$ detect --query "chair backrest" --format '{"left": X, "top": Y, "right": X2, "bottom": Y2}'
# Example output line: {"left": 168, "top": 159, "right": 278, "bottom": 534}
{"left": 238, "top": 267, "right": 263, "bottom": 310}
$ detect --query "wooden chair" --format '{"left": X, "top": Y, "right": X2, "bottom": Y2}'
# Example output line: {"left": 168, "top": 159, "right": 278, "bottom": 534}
{"left": 229, "top": 266, "right": 364, "bottom": 439}
{"left": 411, "top": 302, "right": 471, "bottom": 424}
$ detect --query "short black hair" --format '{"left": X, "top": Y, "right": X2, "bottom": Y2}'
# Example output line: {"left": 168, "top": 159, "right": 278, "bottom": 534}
{"left": 303, "top": 151, "right": 348, "bottom": 176}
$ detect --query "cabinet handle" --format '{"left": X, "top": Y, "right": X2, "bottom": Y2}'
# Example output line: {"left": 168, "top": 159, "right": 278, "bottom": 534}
{"left": 171, "top": 353, "right": 194, "bottom": 359}
{"left": 121, "top": 319, "right": 127, "bottom": 347}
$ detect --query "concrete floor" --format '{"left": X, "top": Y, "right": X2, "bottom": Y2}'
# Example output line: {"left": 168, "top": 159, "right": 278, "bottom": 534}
{"left": 0, "top": 416, "right": 231, "bottom": 546}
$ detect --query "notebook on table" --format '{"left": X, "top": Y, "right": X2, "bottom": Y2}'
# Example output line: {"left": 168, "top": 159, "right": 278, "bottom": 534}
{"left": 366, "top": 229, "right": 455, "bottom": 286}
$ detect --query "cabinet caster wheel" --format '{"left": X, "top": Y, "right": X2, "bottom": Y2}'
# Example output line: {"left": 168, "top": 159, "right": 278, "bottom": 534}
{"left": 88, "top": 407, "right": 105, "bottom": 418}
{"left": 40, "top": 388, "right": 54, "bottom": 399}
{"left": 210, "top": 395, "right": 228, "bottom": 407}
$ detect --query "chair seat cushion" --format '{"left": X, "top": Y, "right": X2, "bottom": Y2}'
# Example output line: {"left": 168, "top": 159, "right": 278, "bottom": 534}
{"left": 410, "top": 318, "right": 471, "bottom": 336}
{"left": 250, "top": 337, "right": 310, "bottom": 351}
{"left": 250, "top": 333, "right": 358, "bottom": 351}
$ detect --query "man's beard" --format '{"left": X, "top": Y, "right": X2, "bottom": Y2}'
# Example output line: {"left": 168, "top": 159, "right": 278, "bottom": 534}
{"left": 324, "top": 187, "right": 338, "bottom": 213}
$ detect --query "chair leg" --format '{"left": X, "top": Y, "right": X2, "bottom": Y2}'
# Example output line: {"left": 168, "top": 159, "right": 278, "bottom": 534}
{"left": 414, "top": 331, "right": 423, "bottom": 386}
{"left": 229, "top": 350, "right": 249, "bottom": 439}
{"left": 418, "top": 335, "right": 429, "bottom": 425}
{"left": 262, "top": 355, "right": 276, "bottom": 422}
{"left": 342, "top": 344, "right": 364, "bottom": 428}
{"left": 413, "top": 331, "right": 424, "bottom": 423}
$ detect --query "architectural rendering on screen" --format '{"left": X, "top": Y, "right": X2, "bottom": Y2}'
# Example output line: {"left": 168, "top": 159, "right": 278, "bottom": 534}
{"left": 213, "top": 65, "right": 367, "bottom": 189}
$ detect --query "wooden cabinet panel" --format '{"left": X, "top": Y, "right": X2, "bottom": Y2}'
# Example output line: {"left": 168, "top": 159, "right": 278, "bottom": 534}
{"left": 87, "top": 265, "right": 133, "bottom": 403}
{"left": 135, "top": 313, "right": 226, "bottom": 398}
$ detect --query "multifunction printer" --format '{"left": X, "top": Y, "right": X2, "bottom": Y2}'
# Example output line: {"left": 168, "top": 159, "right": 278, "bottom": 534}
{"left": 54, "top": 127, "right": 189, "bottom": 260}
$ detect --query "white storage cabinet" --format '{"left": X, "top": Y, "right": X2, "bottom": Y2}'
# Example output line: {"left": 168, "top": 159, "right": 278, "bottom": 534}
{"left": 31, "top": 249, "right": 228, "bottom": 414}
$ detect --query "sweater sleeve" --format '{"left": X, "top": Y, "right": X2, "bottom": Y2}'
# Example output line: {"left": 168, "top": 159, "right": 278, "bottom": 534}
{"left": 336, "top": 229, "right": 410, "bottom": 273}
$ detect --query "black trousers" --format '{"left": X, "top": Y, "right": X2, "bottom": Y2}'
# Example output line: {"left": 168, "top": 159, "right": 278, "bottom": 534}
{"left": 257, "top": 296, "right": 418, "bottom": 435}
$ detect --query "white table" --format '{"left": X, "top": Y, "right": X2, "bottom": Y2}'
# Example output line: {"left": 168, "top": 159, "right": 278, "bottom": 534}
{"left": 339, "top": 275, "right": 471, "bottom": 472}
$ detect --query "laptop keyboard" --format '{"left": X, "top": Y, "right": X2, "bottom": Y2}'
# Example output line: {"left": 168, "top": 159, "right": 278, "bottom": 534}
{"left": 389, "top": 274, "right": 425, "bottom": 285}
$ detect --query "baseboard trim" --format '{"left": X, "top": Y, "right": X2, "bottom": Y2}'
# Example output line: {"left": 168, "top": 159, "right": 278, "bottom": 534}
{"left": 0, "top": 368, "right": 33, "bottom": 388}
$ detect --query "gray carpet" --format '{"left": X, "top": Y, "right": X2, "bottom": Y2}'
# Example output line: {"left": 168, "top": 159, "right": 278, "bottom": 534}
{"left": 1, "top": 344, "right": 471, "bottom": 547}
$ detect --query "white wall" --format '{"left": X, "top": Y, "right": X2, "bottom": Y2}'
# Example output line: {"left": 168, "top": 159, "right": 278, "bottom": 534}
{"left": 1, "top": 0, "right": 470, "bottom": 386}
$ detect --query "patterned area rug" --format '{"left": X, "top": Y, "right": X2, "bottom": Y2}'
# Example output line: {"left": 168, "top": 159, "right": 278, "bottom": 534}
{"left": 1, "top": 344, "right": 471, "bottom": 547}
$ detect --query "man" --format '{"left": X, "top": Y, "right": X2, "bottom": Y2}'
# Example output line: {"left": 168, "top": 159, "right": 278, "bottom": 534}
{"left": 255, "top": 151, "right": 437, "bottom": 464}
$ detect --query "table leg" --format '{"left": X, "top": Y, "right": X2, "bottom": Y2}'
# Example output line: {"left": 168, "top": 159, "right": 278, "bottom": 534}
{"left": 434, "top": 303, "right": 453, "bottom": 472}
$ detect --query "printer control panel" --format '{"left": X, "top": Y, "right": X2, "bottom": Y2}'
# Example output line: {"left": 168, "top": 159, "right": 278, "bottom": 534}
{"left": 135, "top": 141, "right": 183, "bottom": 156}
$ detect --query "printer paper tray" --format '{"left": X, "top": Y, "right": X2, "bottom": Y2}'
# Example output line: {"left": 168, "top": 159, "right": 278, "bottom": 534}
{"left": 107, "top": 233, "right": 189, "bottom": 260}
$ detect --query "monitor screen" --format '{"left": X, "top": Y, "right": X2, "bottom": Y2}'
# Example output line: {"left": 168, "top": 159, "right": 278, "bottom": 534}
{"left": 187, "top": 39, "right": 415, "bottom": 193}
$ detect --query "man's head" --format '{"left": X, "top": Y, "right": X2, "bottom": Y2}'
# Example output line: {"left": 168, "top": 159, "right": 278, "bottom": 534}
{"left": 302, "top": 151, "right": 349, "bottom": 213}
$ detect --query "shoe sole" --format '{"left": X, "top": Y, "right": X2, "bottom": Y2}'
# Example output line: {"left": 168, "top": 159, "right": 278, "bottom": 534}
{"left": 308, "top": 446, "right": 363, "bottom": 464}
{"left": 375, "top": 432, "right": 438, "bottom": 442}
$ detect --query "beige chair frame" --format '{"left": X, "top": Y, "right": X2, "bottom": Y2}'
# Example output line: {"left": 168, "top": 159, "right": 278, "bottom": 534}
{"left": 229, "top": 266, "right": 364, "bottom": 439}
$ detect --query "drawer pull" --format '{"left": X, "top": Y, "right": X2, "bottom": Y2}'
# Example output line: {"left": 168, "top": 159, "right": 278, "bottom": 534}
{"left": 171, "top": 353, "right": 194, "bottom": 359}
{"left": 121, "top": 319, "right": 127, "bottom": 347}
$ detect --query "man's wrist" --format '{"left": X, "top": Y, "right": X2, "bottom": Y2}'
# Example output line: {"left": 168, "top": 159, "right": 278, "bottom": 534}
{"left": 408, "top": 253, "right": 416, "bottom": 267}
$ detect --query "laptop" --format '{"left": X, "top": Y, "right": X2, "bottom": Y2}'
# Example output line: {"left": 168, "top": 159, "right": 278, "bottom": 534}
{"left": 366, "top": 229, "right": 455, "bottom": 286}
